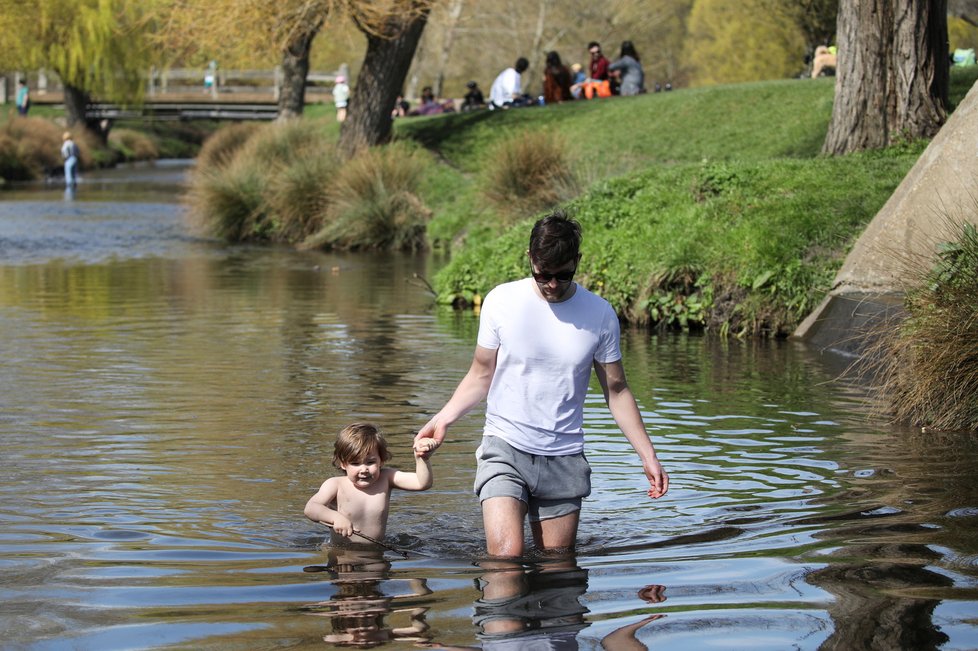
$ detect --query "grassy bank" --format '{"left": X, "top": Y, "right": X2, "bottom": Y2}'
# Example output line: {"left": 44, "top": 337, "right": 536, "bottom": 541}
{"left": 187, "top": 68, "right": 978, "bottom": 336}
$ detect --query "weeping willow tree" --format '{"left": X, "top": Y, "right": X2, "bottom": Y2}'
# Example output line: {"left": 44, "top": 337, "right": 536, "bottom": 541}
{"left": 0, "top": 0, "right": 157, "bottom": 140}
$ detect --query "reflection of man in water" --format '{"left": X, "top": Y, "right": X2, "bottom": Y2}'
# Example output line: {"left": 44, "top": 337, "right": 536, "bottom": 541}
{"left": 474, "top": 559, "right": 590, "bottom": 649}
{"left": 302, "top": 548, "right": 432, "bottom": 647}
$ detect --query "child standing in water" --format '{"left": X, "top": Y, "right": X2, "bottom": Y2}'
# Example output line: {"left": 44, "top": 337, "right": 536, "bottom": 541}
{"left": 304, "top": 423, "right": 435, "bottom": 543}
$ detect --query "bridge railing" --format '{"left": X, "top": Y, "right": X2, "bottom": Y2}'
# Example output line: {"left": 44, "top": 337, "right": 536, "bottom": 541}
{"left": 1, "top": 66, "right": 348, "bottom": 105}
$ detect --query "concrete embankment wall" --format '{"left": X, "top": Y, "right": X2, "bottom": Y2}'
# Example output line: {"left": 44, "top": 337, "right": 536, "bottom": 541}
{"left": 794, "top": 79, "right": 978, "bottom": 356}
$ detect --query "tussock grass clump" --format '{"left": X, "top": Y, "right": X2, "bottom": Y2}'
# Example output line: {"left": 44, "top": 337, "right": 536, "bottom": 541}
{"left": 865, "top": 221, "right": 978, "bottom": 432}
{"left": 189, "top": 154, "right": 268, "bottom": 241}
{"left": 483, "top": 129, "right": 577, "bottom": 221}
{"left": 109, "top": 128, "right": 159, "bottom": 161}
{"left": 268, "top": 150, "right": 339, "bottom": 241}
{"left": 0, "top": 117, "right": 67, "bottom": 180}
{"left": 188, "top": 120, "right": 338, "bottom": 242}
{"left": 196, "top": 122, "right": 262, "bottom": 170}
{"left": 304, "top": 141, "right": 431, "bottom": 251}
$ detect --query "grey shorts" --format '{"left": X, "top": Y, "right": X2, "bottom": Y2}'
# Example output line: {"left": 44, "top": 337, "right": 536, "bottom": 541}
{"left": 474, "top": 435, "right": 591, "bottom": 522}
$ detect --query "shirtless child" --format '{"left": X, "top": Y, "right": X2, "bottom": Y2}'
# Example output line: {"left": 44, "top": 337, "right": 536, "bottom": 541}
{"left": 304, "top": 423, "right": 435, "bottom": 543}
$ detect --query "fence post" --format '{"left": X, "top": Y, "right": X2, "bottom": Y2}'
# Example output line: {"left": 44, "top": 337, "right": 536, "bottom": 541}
{"left": 274, "top": 66, "right": 282, "bottom": 102}
{"left": 38, "top": 69, "right": 48, "bottom": 95}
{"left": 148, "top": 66, "right": 156, "bottom": 97}
{"left": 0, "top": 76, "right": 6, "bottom": 104}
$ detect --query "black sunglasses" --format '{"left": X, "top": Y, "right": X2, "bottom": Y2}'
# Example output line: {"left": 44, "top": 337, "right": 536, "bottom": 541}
{"left": 531, "top": 265, "right": 576, "bottom": 284}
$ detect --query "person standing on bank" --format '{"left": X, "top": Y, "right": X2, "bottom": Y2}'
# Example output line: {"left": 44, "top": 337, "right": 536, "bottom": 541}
{"left": 16, "top": 80, "right": 30, "bottom": 116}
{"left": 415, "top": 211, "right": 669, "bottom": 557}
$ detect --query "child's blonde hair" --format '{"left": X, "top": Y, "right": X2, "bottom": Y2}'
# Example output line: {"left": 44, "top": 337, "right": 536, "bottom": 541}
{"left": 332, "top": 422, "right": 392, "bottom": 469}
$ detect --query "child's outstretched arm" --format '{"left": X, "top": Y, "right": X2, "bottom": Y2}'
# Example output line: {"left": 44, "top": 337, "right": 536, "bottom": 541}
{"left": 392, "top": 440, "right": 435, "bottom": 491}
{"left": 303, "top": 478, "right": 354, "bottom": 536}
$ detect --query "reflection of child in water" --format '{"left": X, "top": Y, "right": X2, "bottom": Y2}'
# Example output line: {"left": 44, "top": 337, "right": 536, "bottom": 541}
{"left": 304, "top": 422, "right": 435, "bottom": 545}
{"left": 304, "top": 548, "right": 432, "bottom": 647}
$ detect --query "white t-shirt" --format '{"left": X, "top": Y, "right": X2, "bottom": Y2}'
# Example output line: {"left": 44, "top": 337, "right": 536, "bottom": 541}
{"left": 477, "top": 278, "right": 621, "bottom": 455}
{"left": 489, "top": 67, "right": 521, "bottom": 107}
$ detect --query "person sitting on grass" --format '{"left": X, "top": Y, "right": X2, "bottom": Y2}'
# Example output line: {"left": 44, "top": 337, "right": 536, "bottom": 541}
{"left": 304, "top": 423, "right": 434, "bottom": 545}
{"left": 811, "top": 45, "right": 837, "bottom": 79}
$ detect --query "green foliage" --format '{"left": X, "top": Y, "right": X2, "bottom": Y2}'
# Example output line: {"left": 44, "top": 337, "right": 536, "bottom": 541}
{"left": 949, "top": 15, "right": 978, "bottom": 51}
{"left": 433, "top": 149, "right": 920, "bottom": 336}
{"left": 684, "top": 0, "right": 807, "bottom": 86}
{"left": 0, "top": 0, "right": 158, "bottom": 103}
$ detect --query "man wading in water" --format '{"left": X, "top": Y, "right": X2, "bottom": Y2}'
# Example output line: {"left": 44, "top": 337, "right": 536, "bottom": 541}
{"left": 415, "top": 210, "right": 668, "bottom": 557}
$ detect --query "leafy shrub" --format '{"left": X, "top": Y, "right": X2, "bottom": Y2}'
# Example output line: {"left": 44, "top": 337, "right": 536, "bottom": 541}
{"left": 483, "top": 129, "right": 577, "bottom": 221}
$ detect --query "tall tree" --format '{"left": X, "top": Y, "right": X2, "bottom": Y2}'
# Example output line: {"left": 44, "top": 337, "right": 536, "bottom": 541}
{"left": 277, "top": 9, "right": 328, "bottom": 119}
{"left": 339, "top": 4, "right": 431, "bottom": 156}
{"left": 0, "top": 0, "right": 155, "bottom": 140}
{"left": 822, "top": 0, "right": 949, "bottom": 155}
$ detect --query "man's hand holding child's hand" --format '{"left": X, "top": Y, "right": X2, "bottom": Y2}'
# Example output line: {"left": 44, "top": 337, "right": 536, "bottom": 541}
{"left": 414, "top": 438, "right": 439, "bottom": 459}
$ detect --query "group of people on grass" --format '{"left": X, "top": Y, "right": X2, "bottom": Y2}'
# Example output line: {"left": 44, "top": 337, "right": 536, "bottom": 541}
{"left": 387, "top": 39, "right": 657, "bottom": 119}
{"left": 485, "top": 39, "right": 651, "bottom": 110}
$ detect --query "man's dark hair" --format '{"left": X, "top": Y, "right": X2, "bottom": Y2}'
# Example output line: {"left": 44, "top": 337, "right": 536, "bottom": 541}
{"left": 515, "top": 57, "right": 529, "bottom": 73}
{"left": 529, "top": 210, "right": 582, "bottom": 269}
{"left": 587, "top": 41, "right": 601, "bottom": 51}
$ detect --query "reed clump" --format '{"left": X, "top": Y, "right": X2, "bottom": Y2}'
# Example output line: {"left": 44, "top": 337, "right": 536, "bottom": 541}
{"left": 483, "top": 129, "right": 577, "bottom": 221}
{"left": 863, "top": 220, "right": 978, "bottom": 432}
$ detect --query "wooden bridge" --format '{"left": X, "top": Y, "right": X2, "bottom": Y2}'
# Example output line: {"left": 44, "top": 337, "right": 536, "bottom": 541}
{"left": 4, "top": 67, "right": 345, "bottom": 121}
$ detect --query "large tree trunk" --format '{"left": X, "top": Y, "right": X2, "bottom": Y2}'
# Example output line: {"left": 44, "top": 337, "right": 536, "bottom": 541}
{"left": 62, "top": 82, "right": 109, "bottom": 144}
{"left": 339, "top": 8, "right": 430, "bottom": 157}
{"left": 277, "top": 19, "right": 324, "bottom": 120}
{"left": 823, "top": 0, "right": 948, "bottom": 155}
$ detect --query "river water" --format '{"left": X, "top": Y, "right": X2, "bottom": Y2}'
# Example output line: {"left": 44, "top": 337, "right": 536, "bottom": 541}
{"left": 1, "top": 163, "right": 977, "bottom": 650}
